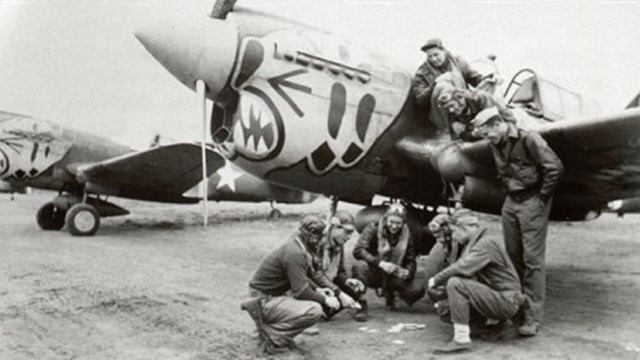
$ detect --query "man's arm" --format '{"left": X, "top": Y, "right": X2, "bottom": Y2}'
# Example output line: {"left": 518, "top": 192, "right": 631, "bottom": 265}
{"left": 353, "top": 223, "right": 381, "bottom": 266}
{"left": 473, "top": 91, "right": 517, "bottom": 124}
{"left": 402, "top": 235, "right": 418, "bottom": 280}
{"left": 286, "top": 252, "right": 327, "bottom": 305}
{"left": 524, "top": 133, "right": 564, "bottom": 199}
{"left": 333, "top": 250, "right": 349, "bottom": 289}
{"left": 432, "top": 244, "right": 491, "bottom": 286}
{"left": 457, "top": 57, "right": 483, "bottom": 88}
{"left": 412, "top": 68, "right": 434, "bottom": 108}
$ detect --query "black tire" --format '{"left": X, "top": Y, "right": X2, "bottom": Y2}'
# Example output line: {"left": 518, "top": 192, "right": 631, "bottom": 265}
{"left": 36, "top": 202, "right": 66, "bottom": 230}
{"left": 65, "top": 204, "right": 100, "bottom": 236}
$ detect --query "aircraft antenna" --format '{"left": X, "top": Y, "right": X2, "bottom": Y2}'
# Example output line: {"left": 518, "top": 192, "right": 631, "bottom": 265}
{"left": 197, "top": 79, "right": 209, "bottom": 227}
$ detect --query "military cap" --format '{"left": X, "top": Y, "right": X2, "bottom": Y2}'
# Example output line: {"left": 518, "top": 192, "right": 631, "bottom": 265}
{"left": 448, "top": 209, "right": 479, "bottom": 227}
{"left": 421, "top": 37, "right": 443, "bottom": 52}
{"left": 471, "top": 106, "right": 502, "bottom": 127}
{"left": 428, "top": 213, "right": 452, "bottom": 234}
{"left": 330, "top": 210, "right": 355, "bottom": 231}
{"left": 299, "top": 215, "right": 327, "bottom": 236}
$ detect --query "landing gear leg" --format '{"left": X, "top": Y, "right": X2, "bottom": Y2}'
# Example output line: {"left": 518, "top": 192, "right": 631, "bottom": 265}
{"left": 269, "top": 201, "right": 282, "bottom": 219}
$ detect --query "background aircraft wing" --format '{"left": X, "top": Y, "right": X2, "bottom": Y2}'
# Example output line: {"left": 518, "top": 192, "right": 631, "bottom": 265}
{"left": 458, "top": 108, "right": 640, "bottom": 210}
{"left": 79, "top": 143, "right": 225, "bottom": 202}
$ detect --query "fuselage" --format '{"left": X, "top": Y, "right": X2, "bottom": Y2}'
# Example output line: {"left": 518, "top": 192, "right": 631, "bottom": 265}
{"left": 137, "top": 11, "right": 452, "bottom": 206}
{"left": 0, "top": 111, "right": 133, "bottom": 193}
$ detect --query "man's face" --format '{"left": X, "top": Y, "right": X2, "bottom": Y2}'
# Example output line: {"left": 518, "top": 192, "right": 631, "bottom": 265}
{"left": 385, "top": 215, "right": 404, "bottom": 235}
{"left": 450, "top": 224, "right": 470, "bottom": 245}
{"left": 426, "top": 48, "right": 446, "bottom": 68}
{"left": 478, "top": 121, "right": 506, "bottom": 145}
{"left": 442, "top": 97, "right": 466, "bottom": 116}
{"left": 305, "top": 232, "right": 324, "bottom": 250}
{"left": 329, "top": 225, "right": 354, "bottom": 247}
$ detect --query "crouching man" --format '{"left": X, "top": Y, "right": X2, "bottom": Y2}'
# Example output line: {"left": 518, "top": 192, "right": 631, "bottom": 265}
{"left": 241, "top": 216, "right": 341, "bottom": 354}
{"left": 428, "top": 212, "right": 525, "bottom": 354}
{"left": 311, "top": 210, "right": 363, "bottom": 318}
{"left": 352, "top": 203, "right": 425, "bottom": 321}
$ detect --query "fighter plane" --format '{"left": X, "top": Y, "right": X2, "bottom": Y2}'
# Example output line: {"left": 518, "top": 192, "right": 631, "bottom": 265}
{"left": 135, "top": 1, "right": 640, "bottom": 241}
{"left": 0, "top": 110, "right": 316, "bottom": 236}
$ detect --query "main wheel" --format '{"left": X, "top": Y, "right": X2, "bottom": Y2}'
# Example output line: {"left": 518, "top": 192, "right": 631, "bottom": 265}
{"left": 36, "top": 202, "right": 66, "bottom": 230}
{"left": 65, "top": 204, "right": 100, "bottom": 236}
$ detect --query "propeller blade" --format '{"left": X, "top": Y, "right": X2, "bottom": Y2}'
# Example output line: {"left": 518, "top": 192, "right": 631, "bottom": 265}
{"left": 210, "top": 0, "right": 237, "bottom": 19}
{"left": 197, "top": 79, "right": 209, "bottom": 227}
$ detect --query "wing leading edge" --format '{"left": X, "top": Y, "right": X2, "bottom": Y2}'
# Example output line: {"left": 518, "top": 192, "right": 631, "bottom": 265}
{"left": 78, "top": 143, "right": 226, "bottom": 203}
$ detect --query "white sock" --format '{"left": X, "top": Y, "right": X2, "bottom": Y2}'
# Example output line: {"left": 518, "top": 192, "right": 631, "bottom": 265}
{"left": 453, "top": 323, "right": 471, "bottom": 344}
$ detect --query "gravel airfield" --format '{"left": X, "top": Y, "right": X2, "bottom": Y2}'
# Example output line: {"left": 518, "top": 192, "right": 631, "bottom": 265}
{"left": 1, "top": 190, "right": 639, "bottom": 359}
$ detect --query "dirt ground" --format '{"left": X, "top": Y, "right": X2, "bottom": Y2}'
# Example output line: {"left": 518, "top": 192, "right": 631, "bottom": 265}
{"left": 1, "top": 190, "right": 639, "bottom": 360}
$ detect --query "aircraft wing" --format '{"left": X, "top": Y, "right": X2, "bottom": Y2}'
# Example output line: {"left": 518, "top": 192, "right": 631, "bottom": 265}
{"left": 78, "top": 143, "right": 225, "bottom": 203}
{"left": 456, "top": 108, "right": 640, "bottom": 213}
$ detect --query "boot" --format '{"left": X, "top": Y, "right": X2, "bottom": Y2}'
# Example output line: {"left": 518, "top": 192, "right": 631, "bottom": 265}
{"left": 354, "top": 299, "right": 368, "bottom": 322}
{"left": 518, "top": 317, "right": 541, "bottom": 337}
{"left": 385, "top": 291, "right": 397, "bottom": 311}
{"left": 241, "top": 298, "right": 280, "bottom": 352}
{"left": 240, "top": 298, "right": 263, "bottom": 324}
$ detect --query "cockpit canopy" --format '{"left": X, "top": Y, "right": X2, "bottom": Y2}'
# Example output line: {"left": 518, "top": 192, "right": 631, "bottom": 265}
{"left": 505, "top": 69, "right": 603, "bottom": 121}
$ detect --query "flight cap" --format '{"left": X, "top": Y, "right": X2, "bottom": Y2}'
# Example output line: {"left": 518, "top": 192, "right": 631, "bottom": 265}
{"left": 331, "top": 210, "right": 355, "bottom": 231}
{"left": 421, "top": 38, "right": 443, "bottom": 52}
{"left": 300, "top": 215, "right": 327, "bottom": 236}
{"left": 385, "top": 203, "right": 407, "bottom": 220}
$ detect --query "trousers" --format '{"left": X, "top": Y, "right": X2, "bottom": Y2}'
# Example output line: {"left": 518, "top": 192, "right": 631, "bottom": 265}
{"left": 248, "top": 288, "right": 323, "bottom": 347}
{"left": 447, "top": 276, "right": 524, "bottom": 325}
{"left": 351, "top": 261, "right": 425, "bottom": 306}
{"left": 501, "top": 194, "right": 552, "bottom": 323}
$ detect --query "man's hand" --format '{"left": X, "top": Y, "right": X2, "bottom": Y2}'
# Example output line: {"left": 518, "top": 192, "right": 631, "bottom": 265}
{"left": 451, "top": 122, "right": 466, "bottom": 135}
{"left": 379, "top": 261, "right": 398, "bottom": 274}
{"left": 428, "top": 277, "right": 436, "bottom": 289}
{"left": 325, "top": 295, "right": 340, "bottom": 310}
{"left": 345, "top": 278, "right": 365, "bottom": 293}
{"left": 338, "top": 292, "right": 358, "bottom": 309}
{"left": 537, "top": 194, "right": 548, "bottom": 208}
{"left": 396, "top": 267, "right": 410, "bottom": 280}
{"left": 317, "top": 287, "right": 334, "bottom": 298}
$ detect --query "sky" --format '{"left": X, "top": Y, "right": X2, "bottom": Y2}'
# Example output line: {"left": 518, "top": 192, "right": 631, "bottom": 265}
{"left": 1, "top": 0, "right": 639, "bottom": 150}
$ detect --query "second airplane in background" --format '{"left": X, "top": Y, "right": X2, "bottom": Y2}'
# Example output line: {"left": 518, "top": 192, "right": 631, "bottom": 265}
{"left": 0, "top": 110, "right": 316, "bottom": 236}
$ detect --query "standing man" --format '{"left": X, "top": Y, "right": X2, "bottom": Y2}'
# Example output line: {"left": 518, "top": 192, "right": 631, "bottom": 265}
{"left": 427, "top": 212, "right": 525, "bottom": 354}
{"left": 311, "top": 210, "right": 364, "bottom": 318}
{"left": 472, "top": 106, "right": 564, "bottom": 336}
{"left": 351, "top": 203, "right": 425, "bottom": 321}
{"left": 412, "top": 38, "right": 483, "bottom": 132}
{"left": 242, "top": 216, "right": 341, "bottom": 354}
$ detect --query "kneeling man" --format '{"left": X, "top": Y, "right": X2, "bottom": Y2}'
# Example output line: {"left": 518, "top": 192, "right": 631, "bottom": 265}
{"left": 352, "top": 203, "right": 425, "bottom": 321}
{"left": 428, "top": 212, "right": 524, "bottom": 354}
{"left": 242, "top": 216, "right": 340, "bottom": 354}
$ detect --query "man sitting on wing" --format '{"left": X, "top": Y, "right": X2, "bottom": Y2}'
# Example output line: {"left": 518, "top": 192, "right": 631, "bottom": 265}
{"left": 436, "top": 84, "right": 516, "bottom": 141}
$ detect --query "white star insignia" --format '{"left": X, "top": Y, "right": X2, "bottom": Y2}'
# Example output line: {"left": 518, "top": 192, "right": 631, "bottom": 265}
{"left": 215, "top": 161, "right": 243, "bottom": 192}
